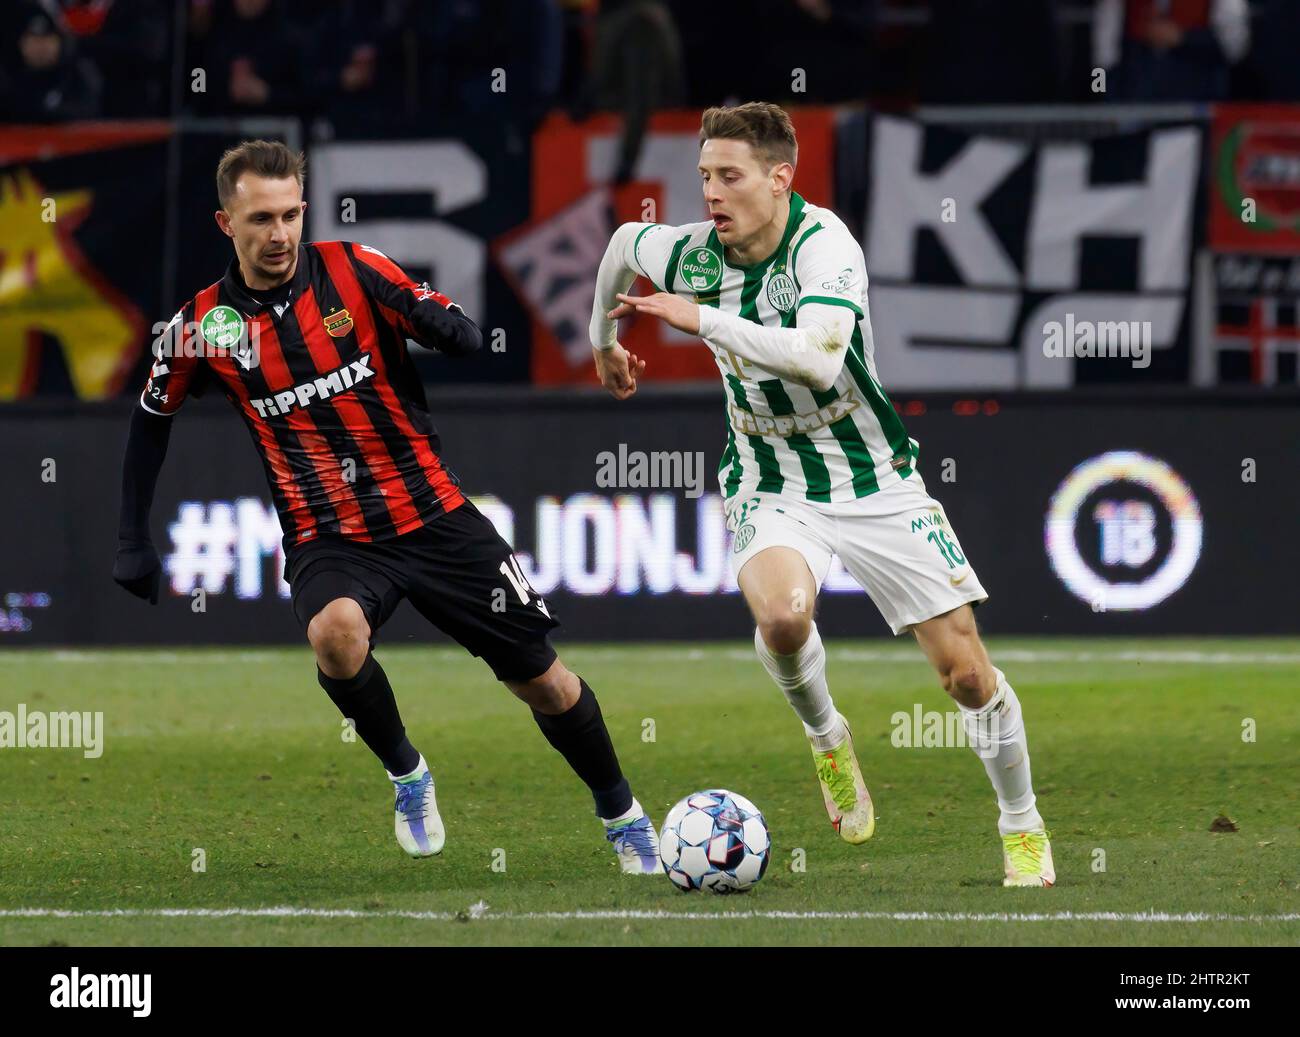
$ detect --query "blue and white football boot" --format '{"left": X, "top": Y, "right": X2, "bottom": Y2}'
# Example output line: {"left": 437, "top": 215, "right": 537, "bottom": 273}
{"left": 388, "top": 756, "right": 445, "bottom": 858}
{"left": 604, "top": 800, "right": 662, "bottom": 875}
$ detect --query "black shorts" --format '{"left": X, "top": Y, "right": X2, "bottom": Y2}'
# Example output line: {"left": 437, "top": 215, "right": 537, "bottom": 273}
{"left": 286, "top": 499, "right": 560, "bottom": 681}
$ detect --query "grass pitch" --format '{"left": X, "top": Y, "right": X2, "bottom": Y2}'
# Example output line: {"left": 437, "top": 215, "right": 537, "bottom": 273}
{"left": 1, "top": 638, "right": 1297, "bottom": 946}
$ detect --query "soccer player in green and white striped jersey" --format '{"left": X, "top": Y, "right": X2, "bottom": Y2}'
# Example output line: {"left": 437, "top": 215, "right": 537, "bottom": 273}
{"left": 589, "top": 103, "right": 1054, "bottom": 887}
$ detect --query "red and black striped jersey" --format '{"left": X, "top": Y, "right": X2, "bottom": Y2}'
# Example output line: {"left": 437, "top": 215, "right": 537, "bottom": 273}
{"left": 140, "top": 241, "right": 481, "bottom": 546}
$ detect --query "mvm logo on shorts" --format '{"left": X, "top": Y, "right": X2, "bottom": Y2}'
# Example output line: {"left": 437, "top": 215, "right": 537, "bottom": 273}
{"left": 250, "top": 354, "right": 374, "bottom": 418}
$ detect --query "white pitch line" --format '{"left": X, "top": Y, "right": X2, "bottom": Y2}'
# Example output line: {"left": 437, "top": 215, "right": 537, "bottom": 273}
{"left": 710, "top": 648, "right": 1300, "bottom": 666}
{"left": 5, "top": 648, "right": 1300, "bottom": 666}
{"left": 2, "top": 907, "right": 1298, "bottom": 924}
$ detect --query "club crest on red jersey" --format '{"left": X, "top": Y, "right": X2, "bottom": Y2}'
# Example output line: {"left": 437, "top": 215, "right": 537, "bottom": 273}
{"left": 324, "top": 308, "right": 354, "bottom": 337}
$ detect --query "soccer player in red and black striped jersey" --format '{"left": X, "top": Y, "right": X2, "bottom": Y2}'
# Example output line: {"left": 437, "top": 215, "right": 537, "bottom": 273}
{"left": 113, "top": 140, "right": 661, "bottom": 872}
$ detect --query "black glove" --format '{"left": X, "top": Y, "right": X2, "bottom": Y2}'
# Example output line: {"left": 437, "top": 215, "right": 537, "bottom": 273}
{"left": 113, "top": 541, "right": 162, "bottom": 604}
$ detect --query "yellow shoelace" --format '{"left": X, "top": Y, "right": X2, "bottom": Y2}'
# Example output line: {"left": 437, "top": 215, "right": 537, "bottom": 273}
{"left": 817, "top": 749, "right": 858, "bottom": 812}
{"left": 1003, "top": 830, "right": 1051, "bottom": 873}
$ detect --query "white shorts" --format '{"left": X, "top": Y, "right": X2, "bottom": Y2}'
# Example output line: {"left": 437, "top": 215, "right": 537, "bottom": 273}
{"left": 724, "top": 474, "right": 989, "bottom": 635}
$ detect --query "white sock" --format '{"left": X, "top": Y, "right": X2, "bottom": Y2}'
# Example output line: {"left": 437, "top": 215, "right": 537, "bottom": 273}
{"left": 754, "top": 622, "right": 844, "bottom": 751}
{"left": 602, "top": 797, "right": 643, "bottom": 827}
{"left": 958, "top": 670, "right": 1044, "bottom": 836}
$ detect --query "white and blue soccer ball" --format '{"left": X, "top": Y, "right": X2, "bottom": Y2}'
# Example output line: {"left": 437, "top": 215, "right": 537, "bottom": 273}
{"left": 659, "top": 789, "right": 770, "bottom": 893}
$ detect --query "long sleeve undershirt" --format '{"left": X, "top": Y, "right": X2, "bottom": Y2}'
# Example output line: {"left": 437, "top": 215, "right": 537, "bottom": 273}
{"left": 117, "top": 405, "right": 173, "bottom": 544}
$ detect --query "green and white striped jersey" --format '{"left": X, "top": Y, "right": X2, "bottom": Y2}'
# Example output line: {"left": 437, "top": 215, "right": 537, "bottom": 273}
{"left": 628, "top": 192, "right": 917, "bottom": 505}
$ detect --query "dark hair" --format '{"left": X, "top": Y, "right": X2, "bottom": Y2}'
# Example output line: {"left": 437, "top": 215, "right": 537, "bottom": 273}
{"left": 699, "top": 102, "right": 798, "bottom": 172}
{"left": 215, "top": 139, "right": 305, "bottom": 208}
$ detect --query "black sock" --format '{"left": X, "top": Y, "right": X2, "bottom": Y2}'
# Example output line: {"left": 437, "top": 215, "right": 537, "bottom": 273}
{"left": 532, "top": 678, "right": 632, "bottom": 819}
{"left": 317, "top": 654, "right": 420, "bottom": 777}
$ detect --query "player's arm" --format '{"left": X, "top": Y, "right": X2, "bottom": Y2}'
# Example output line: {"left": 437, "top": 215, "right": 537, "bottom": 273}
{"left": 612, "top": 294, "right": 852, "bottom": 392}
{"left": 613, "top": 224, "right": 863, "bottom": 391}
{"left": 590, "top": 221, "right": 672, "bottom": 399}
{"left": 348, "top": 243, "right": 481, "bottom": 357}
{"left": 113, "top": 309, "right": 197, "bottom": 603}
{"left": 113, "top": 407, "right": 174, "bottom": 603}
{"left": 699, "top": 302, "right": 853, "bottom": 391}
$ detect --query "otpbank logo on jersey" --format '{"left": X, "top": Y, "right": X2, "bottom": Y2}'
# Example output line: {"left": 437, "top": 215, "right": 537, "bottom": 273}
{"left": 151, "top": 306, "right": 260, "bottom": 369}
{"left": 249, "top": 353, "right": 375, "bottom": 418}
{"left": 201, "top": 304, "right": 245, "bottom": 349}
{"left": 680, "top": 246, "right": 722, "bottom": 293}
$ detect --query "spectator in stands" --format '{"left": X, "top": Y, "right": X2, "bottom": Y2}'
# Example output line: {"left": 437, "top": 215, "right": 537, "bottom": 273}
{"left": 1093, "top": 0, "right": 1250, "bottom": 102}
{"left": 577, "top": 0, "right": 685, "bottom": 184}
{"left": 1243, "top": 0, "right": 1300, "bottom": 101}
{"left": 293, "top": 0, "right": 409, "bottom": 134}
{"left": 56, "top": 0, "right": 172, "bottom": 117}
{"left": 193, "top": 0, "right": 304, "bottom": 115}
{"left": 921, "top": 0, "right": 1062, "bottom": 104}
{"left": 781, "top": 0, "right": 877, "bottom": 103}
{"left": 0, "top": 6, "right": 103, "bottom": 122}
{"left": 556, "top": 0, "right": 594, "bottom": 111}
{"left": 412, "top": 0, "right": 562, "bottom": 135}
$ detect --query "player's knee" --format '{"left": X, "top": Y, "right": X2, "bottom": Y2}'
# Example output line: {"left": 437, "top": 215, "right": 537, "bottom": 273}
{"left": 507, "top": 659, "right": 580, "bottom": 714}
{"left": 307, "top": 599, "right": 370, "bottom": 677}
{"left": 756, "top": 609, "right": 812, "bottom": 656}
{"left": 940, "top": 657, "right": 994, "bottom": 707}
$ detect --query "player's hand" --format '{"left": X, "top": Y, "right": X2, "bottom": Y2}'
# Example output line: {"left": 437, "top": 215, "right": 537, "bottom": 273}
{"left": 614, "top": 292, "right": 701, "bottom": 335}
{"left": 592, "top": 343, "right": 645, "bottom": 401}
{"left": 113, "top": 541, "right": 162, "bottom": 604}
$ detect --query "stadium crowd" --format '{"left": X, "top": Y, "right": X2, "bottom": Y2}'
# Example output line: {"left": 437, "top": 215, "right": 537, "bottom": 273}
{"left": 2, "top": 0, "right": 1297, "bottom": 128}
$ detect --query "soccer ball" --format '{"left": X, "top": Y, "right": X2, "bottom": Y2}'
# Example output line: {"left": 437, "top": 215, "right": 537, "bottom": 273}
{"left": 659, "top": 789, "right": 770, "bottom": 893}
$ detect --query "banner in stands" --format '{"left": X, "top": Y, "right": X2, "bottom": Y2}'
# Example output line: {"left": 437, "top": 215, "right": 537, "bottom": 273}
{"left": 3, "top": 111, "right": 1266, "bottom": 398}
{"left": 1206, "top": 105, "right": 1300, "bottom": 385}
{"left": 838, "top": 114, "right": 1205, "bottom": 389}
{"left": 0, "top": 123, "right": 172, "bottom": 401}
{"left": 0, "top": 123, "right": 536, "bottom": 400}
{"left": 4, "top": 395, "right": 1295, "bottom": 645}
{"left": 308, "top": 129, "right": 533, "bottom": 384}
{"left": 518, "top": 110, "right": 836, "bottom": 385}
{"left": 1210, "top": 253, "right": 1300, "bottom": 385}
{"left": 1209, "top": 104, "right": 1300, "bottom": 254}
